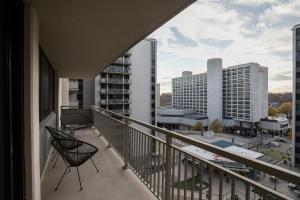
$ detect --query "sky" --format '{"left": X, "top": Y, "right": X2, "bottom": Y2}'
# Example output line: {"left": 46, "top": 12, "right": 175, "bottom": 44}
{"left": 149, "top": 0, "right": 300, "bottom": 94}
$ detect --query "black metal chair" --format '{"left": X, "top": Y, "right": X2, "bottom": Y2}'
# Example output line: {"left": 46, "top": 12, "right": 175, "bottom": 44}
{"left": 45, "top": 126, "right": 81, "bottom": 168}
{"left": 51, "top": 138, "right": 99, "bottom": 191}
{"left": 60, "top": 112, "right": 94, "bottom": 134}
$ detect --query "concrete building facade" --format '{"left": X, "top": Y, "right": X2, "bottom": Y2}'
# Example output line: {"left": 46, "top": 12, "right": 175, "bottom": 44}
{"left": 172, "top": 59, "right": 268, "bottom": 133}
{"left": 95, "top": 39, "right": 157, "bottom": 125}
{"left": 62, "top": 79, "right": 94, "bottom": 106}
{"left": 293, "top": 24, "right": 300, "bottom": 167}
{"left": 207, "top": 58, "right": 223, "bottom": 123}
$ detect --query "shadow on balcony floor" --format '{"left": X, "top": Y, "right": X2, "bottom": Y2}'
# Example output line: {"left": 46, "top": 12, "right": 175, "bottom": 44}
{"left": 41, "top": 128, "right": 157, "bottom": 200}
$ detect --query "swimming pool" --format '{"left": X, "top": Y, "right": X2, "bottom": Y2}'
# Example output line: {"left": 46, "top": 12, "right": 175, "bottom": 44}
{"left": 210, "top": 140, "right": 240, "bottom": 148}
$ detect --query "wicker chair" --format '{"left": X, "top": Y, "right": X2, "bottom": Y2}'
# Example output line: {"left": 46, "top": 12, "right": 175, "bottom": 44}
{"left": 52, "top": 138, "right": 99, "bottom": 191}
{"left": 45, "top": 126, "right": 81, "bottom": 168}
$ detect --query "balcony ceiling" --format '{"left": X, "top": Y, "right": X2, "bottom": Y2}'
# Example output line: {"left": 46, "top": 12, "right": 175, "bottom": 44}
{"left": 26, "top": 0, "right": 195, "bottom": 79}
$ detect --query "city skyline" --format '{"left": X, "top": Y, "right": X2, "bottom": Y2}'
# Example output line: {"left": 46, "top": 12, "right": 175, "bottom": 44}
{"left": 149, "top": 0, "right": 300, "bottom": 94}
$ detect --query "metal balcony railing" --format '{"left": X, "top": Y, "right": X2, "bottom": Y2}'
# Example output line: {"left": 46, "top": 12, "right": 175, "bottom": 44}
{"left": 91, "top": 106, "right": 300, "bottom": 200}
{"left": 100, "top": 99, "right": 130, "bottom": 104}
{"left": 69, "top": 81, "right": 79, "bottom": 91}
{"left": 100, "top": 78, "right": 131, "bottom": 84}
{"left": 113, "top": 57, "right": 132, "bottom": 66}
{"left": 100, "top": 89, "right": 131, "bottom": 94}
{"left": 103, "top": 67, "right": 131, "bottom": 74}
{"left": 111, "top": 109, "right": 131, "bottom": 114}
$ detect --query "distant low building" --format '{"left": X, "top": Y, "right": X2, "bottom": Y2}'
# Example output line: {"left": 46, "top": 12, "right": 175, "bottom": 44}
{"left": 259, "top": 116, "right": 289, "bottom": 135}
{"left": 157, "top": 108, "right": 208, "bottom": 131}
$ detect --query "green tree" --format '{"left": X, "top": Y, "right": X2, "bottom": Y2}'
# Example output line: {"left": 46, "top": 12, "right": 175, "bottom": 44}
{"left": 210, "top": 119, "right": 223, "bottom": 133}
{"left": 278, "top": 102, "right": 292, "bottom": 121}
{"left": 192, "top": 121, "right": 203, "bottom": 132}
{"left": 268, "top": 106, "right": 279, "bottom": 116}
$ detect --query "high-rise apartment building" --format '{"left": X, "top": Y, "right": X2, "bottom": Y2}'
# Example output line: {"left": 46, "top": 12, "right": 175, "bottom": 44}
{"left": 172, "top": 59, "right": 268, "bottom": 131}
{"left": 95, "top": 39, "right": 157, "bottom": 125}
{"left": 95, "top": 52, "right": 132, "bottom": 116}
{"left": 293, "top": 24, "right": 300, "bottom": 167}
{"left": 62, "top": 79, "right": 94, "bottom": 106}
{"left": 172, "top": 71, "right": 207, "bottom": 114}
{"left": 223, "top": 63, "right": 268, "bottom": 123}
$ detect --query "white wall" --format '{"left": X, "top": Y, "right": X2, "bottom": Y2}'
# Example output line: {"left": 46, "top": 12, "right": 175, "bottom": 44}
{"left": 207, "top": 58, "right": 223, "bottom": 124}
{"left": 251, "top": 64, "right": 268, "bottom": 122}
{"left": 130, "top": 40, "right": 153, "bottom": 130}
{"left": 61, "top": 78, "right": 69, "bottom": 106}
{"left": 23, "top": 6, "right": 41, "bottom": 200}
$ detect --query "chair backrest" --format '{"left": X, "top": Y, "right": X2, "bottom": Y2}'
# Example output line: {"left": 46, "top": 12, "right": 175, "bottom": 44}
{"left": 52, "top": 138, "right": 98, "bottom": 166}
{"left": 61, "top": 112, "right": 92, "bottom": 126}
{"left": 45, "top": 126, "right": 74, "bottom": 140}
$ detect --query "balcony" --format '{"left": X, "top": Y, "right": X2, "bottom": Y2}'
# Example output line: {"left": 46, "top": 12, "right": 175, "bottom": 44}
{"left": 69, "top": 101, "right": 79, "bottom": 106}
{"left": 103, "top": 66, "right": 131, "bottom": 74}
{"left": 100, "top": 99, "right": 131, "bottom": 105}
{"left": 41, "top": 128, "right": 156, "bottom": 200}
{"left": 41, "top": 106, "right": 300, "bottom": 200}
{"left": 113, "top": 57, "right": 132, "bottom": 66}
{"left": 100, "top": 88, "right": 131, "bottom": 94}
{"left": 112, "top": 109, "right": 131, "bottom": 114}
{"left": 100, "top": 78, "right": 131, "bottom": 84}
{"left": 69, "top": 81, "right": 79, "bottom": 91}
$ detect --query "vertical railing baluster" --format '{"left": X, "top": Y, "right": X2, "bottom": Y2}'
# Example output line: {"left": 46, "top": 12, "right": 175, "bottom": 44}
{"left": 145, "top": 135, "right": 148, "bottom": 182}
{"left": 139, "top": 131, "right": 142, "bottom": 177}
{"left": 191, "top": 157, "right": 195, "bottom": 200}
{"left": 177, "top": 152, "right": 181, "bottom": 200}
{"left": 141, "top": 134, "right": 145, "bottom": 180}
{"left": 208, "top": 166, "right": 212, "bottom": 200}
{"left": 149, "top": 136, "right": 152, "bottom": 188}
{"left": 231, "top": 177, "right": 235, "bottom": 200}
{"left": 199, "top": 162, "right": 203, "bottom": 200}
{"left": 122, "top": 119, "right": 129, "bottom": 169}
{"left": 245, "top": 183, "right": 250, "bottom": 200}
{"left": 153, "top": 140, "right": 157, "bottom": 196}
{"left": 219, "top": 171, "right": 223, "bottom": 200}
{"left": 164, "top": 135, "right": 172, "bottom": 200}
{"left": 184, "top": 153, "right": 187, "bottom": 200}
{"left": 171, "top": 148, "right": 175, "bottom": 200}
{"left": 157, "top": 142, "right": 161, "bottom": 198}
{"left": 162, "top": 143, "right": 165, "bottom": 200}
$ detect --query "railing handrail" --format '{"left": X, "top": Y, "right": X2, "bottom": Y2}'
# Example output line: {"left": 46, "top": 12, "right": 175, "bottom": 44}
{"left": 91, "top": 106, "right": 300, "bottom": 186}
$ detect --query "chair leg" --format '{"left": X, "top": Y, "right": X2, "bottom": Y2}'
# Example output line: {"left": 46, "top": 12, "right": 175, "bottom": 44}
{"left": 76, "top": 167, "right": 82, "bottom": 191}
{"left": 52, "top": 154, "right": 60, "bottom": 168}
{"left": 51, "top": 151, "right": 58, "bottom": 162}
{"left": 90, "top": 158, "right": 99, "bottom": 172}
{"left": 54, "top": 166, "right": 69, "bottom": 191}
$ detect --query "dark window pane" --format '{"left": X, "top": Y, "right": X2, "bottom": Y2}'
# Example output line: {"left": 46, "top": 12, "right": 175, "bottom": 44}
{"left": 39, "top": 48, "right": 55, "bottom": 121}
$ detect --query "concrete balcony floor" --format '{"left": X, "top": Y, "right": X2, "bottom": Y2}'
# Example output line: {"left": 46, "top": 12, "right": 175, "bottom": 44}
{"left": 41, "top": 128, "right": 157, "bottom": 200}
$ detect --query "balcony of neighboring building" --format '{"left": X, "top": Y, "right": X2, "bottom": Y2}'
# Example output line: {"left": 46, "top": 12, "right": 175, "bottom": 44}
{"left": 112, "top": 57, "right": 132, "bottom": 66}
{"left": 69, "top": 80, "right": 79, "bottom": 91}
{"left": 100, "top": 88, "right": 131, "bottom": 94}
{"left": 68, "top": 101, "right": 79, "bottom": 106}
{"left": 100, "top": 99, "right": 131, "bottom": 105}
{"left": 103, "top": 66, "right": 132, "bottom": 74}
{"left": 100, "top": 78, "right": 131, "bottom": 84}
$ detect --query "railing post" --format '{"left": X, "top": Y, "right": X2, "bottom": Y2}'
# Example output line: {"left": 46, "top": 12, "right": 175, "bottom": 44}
{"left": 123, "top": 118, "right": 130, "bottom": 169}
{"left": 164, "top": 134, "right": 172, "bottom": 200}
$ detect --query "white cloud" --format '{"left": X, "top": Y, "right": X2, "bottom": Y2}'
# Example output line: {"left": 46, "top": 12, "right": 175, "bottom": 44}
{"left": 149, "top": 0, "right": 300, "bottom": 93}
